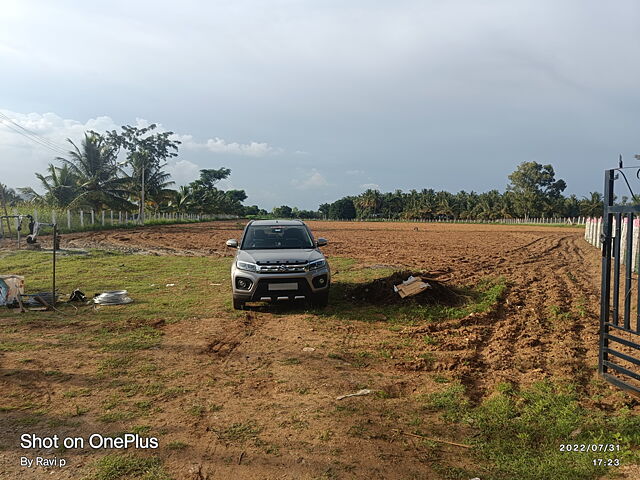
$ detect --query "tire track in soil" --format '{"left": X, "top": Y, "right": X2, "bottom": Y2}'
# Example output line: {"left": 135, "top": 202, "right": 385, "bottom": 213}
{"left": 449, "top": 234, "right": 602, "bottom": 400}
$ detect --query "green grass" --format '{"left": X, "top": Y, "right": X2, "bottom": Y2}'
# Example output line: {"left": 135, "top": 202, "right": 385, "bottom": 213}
{"left": 0, "top": 341, "right": 37, "bottom": 352}
{"left": 87, "top": 454, "right": 172, "bottom": 480}
{"left": 216, "top": 421, "right": 262, "bottom": 443}
{"left": 421, "top": 382, "right": 469, "bottom": 422}
{"left": 98, "top": 411, "right": 135, "bottom": 423}
{"left": 0, "top": 249, "right": 232, "bottom": 324}
{"left": 98, "top": 327, "right": 163, "bottom": 352}
{"left": 426, "top": 380, "right": 640, "bottom": 480}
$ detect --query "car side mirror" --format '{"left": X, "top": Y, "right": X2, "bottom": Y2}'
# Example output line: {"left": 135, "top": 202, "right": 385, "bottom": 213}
{"left": 316, "top": 238, "right": 327, "bottom": 247}
{"left": 226, "top": 239, "right": 238, "bottom": 248}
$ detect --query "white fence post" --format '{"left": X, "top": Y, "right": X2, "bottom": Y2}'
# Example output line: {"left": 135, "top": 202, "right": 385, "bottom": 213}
{"left": 621, "top": 217, "right": 628, "bottom": 265}
{"left": 80, "top": 210, "right": 84, "bottom": 228}
{"left": 585, "top": 217, "right": 590, "bottom": 242}
{"left": 633, "top": 218, "right": 640, "bottom": 273}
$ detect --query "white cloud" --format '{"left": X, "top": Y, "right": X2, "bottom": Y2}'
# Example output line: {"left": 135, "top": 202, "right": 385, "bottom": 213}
{"left": 165, "top": 159, "right": 201, "bottom": 187}
{"left": 346, "top": 169, "right": 364, "bottom": 176}
{"left": 360, "top": 183, "right": 380, "bottom": 191}
{"left": 291, "top": 169, "right": 329, "bottom": 190}
{"left": 0, "top": 109, "right": 284, "bottom": 192}
{"left": 177, "top": 135, "right": 280, "bottom": 157}
{"left": 205, "top": 137, "right": 274, "bottom": 156}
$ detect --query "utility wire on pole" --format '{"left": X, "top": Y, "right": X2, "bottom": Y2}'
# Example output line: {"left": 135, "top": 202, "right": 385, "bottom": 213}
{"left": 0, "top": 111, "right": 68, "bottom": 156}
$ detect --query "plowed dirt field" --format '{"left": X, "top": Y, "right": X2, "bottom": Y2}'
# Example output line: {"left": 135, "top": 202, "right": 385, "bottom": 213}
{"left": 63, "top": 220, "right": 602, "bottom": 398}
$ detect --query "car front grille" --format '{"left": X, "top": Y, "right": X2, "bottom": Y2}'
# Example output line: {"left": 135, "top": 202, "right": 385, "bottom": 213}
{"left": 257, "top": 264, "right": 307, "bottom": 273}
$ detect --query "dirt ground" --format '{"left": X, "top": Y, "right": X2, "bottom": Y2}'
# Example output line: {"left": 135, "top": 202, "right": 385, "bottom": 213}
{"left": 1, "top": 221, "right": 634, "bottom": 479}
{"left": 61, "top": 220, "right": 604, "bottom": 398}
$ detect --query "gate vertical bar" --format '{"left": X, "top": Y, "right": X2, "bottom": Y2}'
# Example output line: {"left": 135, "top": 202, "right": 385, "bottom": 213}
{"left": 599, "top": 169, "right": 615, "bottom": 376}
{"left": 624, "top": 213, "right": 633, "bottom": 329}
{"left": 612, "top": 213, "right": 622, "bottom": 326}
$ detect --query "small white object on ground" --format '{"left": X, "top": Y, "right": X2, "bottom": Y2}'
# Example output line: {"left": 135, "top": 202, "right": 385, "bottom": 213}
{"left": 94, "top": 290, "right": 133, "bottom": 305}
{"left": 302, "top": 347, "right": 315, "bottom": 352}
{"left": 166, "top": 283, "right": 175, "bottom": 287}
{"left": 336, "top": 389, "right": 372, "bottom": 400}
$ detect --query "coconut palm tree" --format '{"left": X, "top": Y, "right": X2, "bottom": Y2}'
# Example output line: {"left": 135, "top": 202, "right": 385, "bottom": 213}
{"left": 127, "top": 158, "right": 175, "bottom": 213}
{"left": 168, "top": 186, "right": 193, "bottom": 213}
{"left": 58, "top": 133, "right": 133, "bottom": 210}
{"left": 20, "top": 164, "right": 78, "bottom": 207}
{"left": 580, "top": 192, "right": 604, "bottom": 216}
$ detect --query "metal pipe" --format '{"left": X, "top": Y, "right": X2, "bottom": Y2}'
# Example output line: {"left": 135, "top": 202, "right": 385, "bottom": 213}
{"left": 52, "top": 224, "right": 57, "bottom": 307}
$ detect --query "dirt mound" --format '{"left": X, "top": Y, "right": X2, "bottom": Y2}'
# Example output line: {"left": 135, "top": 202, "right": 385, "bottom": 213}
{"left": 347, "top": 271, "right": 464, "bottom": 306}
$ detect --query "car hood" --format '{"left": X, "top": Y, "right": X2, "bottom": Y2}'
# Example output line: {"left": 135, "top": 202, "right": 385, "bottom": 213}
{"left": 237, "top": 249, "right": 324, "bottom": 265}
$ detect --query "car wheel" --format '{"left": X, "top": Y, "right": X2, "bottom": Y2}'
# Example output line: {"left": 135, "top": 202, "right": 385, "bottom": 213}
{"left": 233, "top": 298, "right": 245, "bottom": 310}
{"left": 310, "top": 291, "right": 329, "bottom": 308}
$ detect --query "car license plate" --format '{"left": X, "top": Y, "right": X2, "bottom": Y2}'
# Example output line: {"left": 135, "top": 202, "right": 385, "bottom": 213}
{"left": 268, "top": 283, "right": 298, "bottom": 291}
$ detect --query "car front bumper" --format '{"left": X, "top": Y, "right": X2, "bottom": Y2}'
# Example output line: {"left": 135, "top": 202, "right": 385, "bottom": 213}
{"left": 231, "top": 266, "right": 330, "bottom": 301}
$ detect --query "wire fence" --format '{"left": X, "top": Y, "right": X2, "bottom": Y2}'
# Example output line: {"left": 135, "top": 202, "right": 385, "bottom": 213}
{"left": 0, "top": 207, "right": 237, "bottom": 235}
{"left": 314, "top": 216, "right": 588, "bottom": 225}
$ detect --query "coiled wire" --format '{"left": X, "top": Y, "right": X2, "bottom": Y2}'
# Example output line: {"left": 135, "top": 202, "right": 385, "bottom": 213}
{"left": 93, "top": 290, "right": 133, "bottom": 305}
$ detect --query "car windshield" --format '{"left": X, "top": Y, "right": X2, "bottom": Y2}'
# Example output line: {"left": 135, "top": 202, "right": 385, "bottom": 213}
{"left": 241, "top": 225, "right": 314, "bottom": 250}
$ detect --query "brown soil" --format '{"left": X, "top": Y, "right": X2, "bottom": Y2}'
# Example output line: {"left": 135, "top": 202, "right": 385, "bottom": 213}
{"left": 346, "top": 271, "right": 464, "bottom": 306}
{"left": 1, "top": 221, "right": 637, "bottom": 479}
{"left": 60, "top": 220, "right": 606, "bottom": 399}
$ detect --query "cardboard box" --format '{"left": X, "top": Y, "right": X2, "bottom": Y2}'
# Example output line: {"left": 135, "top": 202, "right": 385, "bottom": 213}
{"left": 394, "top": 276, "right": 430, "bottom": 298}
{"left": 0, "top": 275, "right": 25, "bottom": 306}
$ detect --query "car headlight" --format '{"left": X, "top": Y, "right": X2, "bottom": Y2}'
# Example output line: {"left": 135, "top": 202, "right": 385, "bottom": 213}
{"left": 236, "top": 260, "right": 258, "bottom": 272}
{"left": 307, "top": 259, "right": 326, "bottom": 271}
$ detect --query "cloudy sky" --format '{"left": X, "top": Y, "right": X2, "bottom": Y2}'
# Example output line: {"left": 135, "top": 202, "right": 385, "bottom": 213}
{"left": 1, "top": 0, "right": 639, "bottom": 209}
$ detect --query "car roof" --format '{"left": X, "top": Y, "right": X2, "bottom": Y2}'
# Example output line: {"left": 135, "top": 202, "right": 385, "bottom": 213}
{"left": 249, "top": 219, "right": 306, "bottom": 226}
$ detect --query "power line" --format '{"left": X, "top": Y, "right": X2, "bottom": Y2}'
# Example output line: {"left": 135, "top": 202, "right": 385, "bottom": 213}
{"left": 0, "top": 119, "right": 68, "bottom": 155}
{"left": 0, "top": 111, "right": 69, "bottom": 152}
{"left": 0, "top": 111, "right": 69, "bottom": 156}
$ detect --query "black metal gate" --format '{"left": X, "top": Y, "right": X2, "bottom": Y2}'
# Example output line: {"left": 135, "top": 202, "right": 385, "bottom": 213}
{"left": 600, "top": 168, "right": 640, "bottom": 393}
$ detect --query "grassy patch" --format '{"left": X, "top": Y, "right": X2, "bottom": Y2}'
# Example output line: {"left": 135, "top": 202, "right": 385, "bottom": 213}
{"left": 0, "top": 249, "right": 232, "bottom": 324}
{"left": 166, "top": 441, "right": 188, "bottom": 450}
{"left": 0, "top": 341, "right": 38, "bottom": 352}
{"left": 421, "top": 382, "right": 468, "bottom": 422}
{"left": 98, "top": 411, "right": 136, "bottom": 423}
{"left": 99, "top": 327, "right": 163, "bottom": 352}
{"left": 88, "top": 454, "right": 172, "bottom": 480}
{"left": 431, "top": 381, "right": 640, "bottom": 480}
{"left": 216, "top": 421, "right": 262, "bottom": 443}
{"left": 99, "top": 357, "right": 132, "bottom": 375}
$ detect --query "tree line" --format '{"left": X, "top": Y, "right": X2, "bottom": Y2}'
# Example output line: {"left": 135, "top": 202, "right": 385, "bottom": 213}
{"left": 1, "top": 129, "right": 607, "bottom": 222}
{"left": 274, "top": 162, "right": 605, "bottom": 220}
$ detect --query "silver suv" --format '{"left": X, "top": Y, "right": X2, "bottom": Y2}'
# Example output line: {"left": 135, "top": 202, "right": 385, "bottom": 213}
{"left": 226, "top": 220, "right": 330, "bottom": 310}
